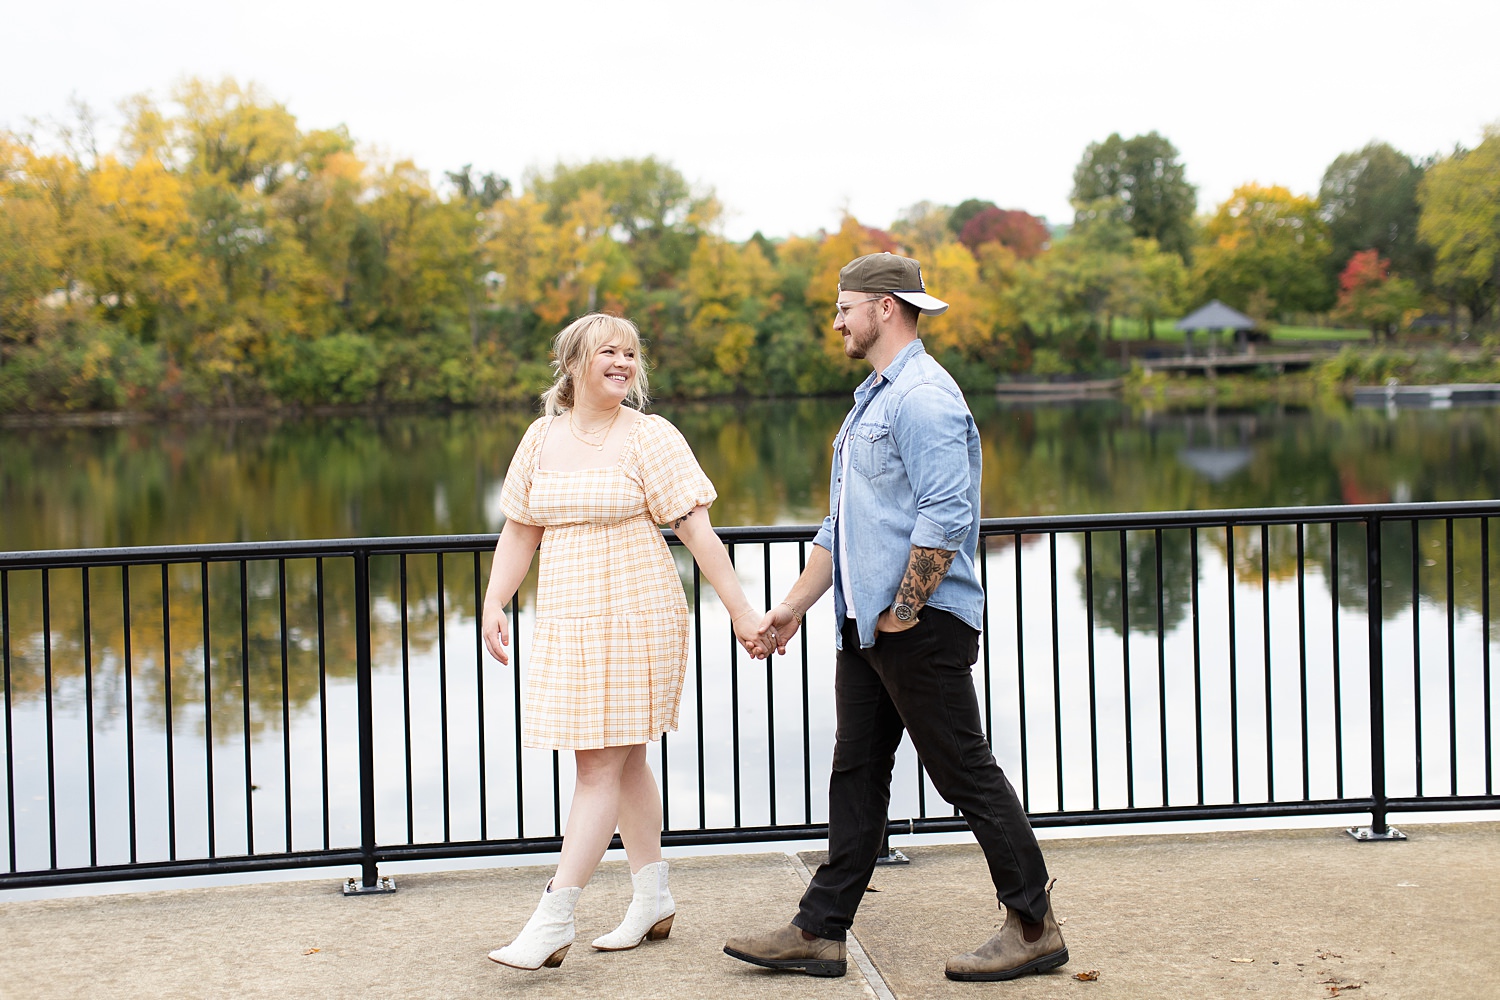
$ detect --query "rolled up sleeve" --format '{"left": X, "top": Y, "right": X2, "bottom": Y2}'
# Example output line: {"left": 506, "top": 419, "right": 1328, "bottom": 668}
{"left": 813, "top": 513, "right": 835, "bottom": 552}
{"left": 892, "top": 384, "right": 974, "bottom": 551}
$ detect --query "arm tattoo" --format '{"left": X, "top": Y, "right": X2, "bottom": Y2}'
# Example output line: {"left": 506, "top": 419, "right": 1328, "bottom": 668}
{"left": 671, "top": 509, "right": 696, "bottom": 530}
{"left": 894, "top": 546, "right": 956, "bottom": 613}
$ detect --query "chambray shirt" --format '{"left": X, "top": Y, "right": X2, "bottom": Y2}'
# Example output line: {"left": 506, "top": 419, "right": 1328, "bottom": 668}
{"left": 813, "top": 340, "right": 985, "bottom": 650}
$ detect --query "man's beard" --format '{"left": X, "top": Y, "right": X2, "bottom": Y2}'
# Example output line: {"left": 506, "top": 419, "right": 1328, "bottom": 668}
{"left": 844, "top": 318, "right": 879, "bottom": 359}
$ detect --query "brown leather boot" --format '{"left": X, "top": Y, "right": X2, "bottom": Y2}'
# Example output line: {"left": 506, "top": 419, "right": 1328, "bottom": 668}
{"left": 945, "top": 880, "right": 1069, "bottom": 982}
{"left": 723, "top": 922, "right": 847, "bottom": 977}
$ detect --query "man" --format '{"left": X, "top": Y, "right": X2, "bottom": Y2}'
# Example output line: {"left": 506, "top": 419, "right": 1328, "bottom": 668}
{"left": 723, "top": 252, "right": 1068, "bottom": 982}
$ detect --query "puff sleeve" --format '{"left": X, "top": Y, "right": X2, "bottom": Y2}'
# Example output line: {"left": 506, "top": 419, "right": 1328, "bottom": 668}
{"left": 634, "top": 414, "right": 717, "bottom": 525}
{"left": 499, "top": 416, "right": 550, "bottom": 526}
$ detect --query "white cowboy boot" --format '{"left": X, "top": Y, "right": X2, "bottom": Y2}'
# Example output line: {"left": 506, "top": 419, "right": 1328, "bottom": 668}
{"left": 489, "top": 881, "right": 583, "bottom": 969}
{"left": 591, "top": 860, "right": 676, "bottom": 950}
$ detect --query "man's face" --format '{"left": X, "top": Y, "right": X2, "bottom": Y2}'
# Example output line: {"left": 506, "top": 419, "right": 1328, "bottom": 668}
{"left": 834, "top": 292, "right": 887, "bottom": 360}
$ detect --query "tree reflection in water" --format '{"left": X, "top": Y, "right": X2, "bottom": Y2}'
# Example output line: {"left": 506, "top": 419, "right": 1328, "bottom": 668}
{"left": 2, "top": 401, "right": 1497, "bottom": 775}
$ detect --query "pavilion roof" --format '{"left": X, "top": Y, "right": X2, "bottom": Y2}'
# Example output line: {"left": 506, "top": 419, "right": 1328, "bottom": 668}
{"left": 1175, "top": 299, "right": 1258, "bottom": 332}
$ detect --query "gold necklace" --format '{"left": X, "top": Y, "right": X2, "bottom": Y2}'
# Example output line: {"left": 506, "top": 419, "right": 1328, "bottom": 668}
{"left": 568, "top": 407, "right": 621, "bottom": 450}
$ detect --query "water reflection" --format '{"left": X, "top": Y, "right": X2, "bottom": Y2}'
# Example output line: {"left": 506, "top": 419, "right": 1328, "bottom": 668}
{"left": 3, "top": 401, "right": 1499, "bottom": 871}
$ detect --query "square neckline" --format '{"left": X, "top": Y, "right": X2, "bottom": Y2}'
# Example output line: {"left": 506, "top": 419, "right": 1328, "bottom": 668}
{"left": 534, "top": 410, "right": 647, "bottom": 474}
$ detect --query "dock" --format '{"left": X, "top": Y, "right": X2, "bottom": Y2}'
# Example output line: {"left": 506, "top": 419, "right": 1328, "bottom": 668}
{"left": 1352, "top": 383, "right": 1500, "bottom": 407}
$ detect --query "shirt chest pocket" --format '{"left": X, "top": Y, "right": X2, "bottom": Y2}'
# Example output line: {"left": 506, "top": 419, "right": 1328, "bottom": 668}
{"left": 851, "top": 421, "right": 894, "bottom": 479}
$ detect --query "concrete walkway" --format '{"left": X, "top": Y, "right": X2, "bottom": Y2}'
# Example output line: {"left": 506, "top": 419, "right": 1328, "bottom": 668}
{"left": 2, "top": 823, "right": 1496, "bottom": 999}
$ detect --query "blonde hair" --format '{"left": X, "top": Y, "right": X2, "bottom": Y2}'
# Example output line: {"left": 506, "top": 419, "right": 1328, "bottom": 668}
{"left": 540, "top": 313, "right": 651, "bottom": 416}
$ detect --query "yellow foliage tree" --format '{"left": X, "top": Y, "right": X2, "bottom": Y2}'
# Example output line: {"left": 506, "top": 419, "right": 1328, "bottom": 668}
{"left": 684, "top": 236, "right": 776, "bottom": 379}
{"left": 918, "top": 240, "right": 988, "bottom": 357}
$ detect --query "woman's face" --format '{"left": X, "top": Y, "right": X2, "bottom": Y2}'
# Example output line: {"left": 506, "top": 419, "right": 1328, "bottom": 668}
{"left": 576, "top": 338, "right": 638, "bottom": 406}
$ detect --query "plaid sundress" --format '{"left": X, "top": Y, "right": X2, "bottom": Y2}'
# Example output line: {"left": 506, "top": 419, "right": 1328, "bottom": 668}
{"left": 500, "top": 413, "right": 716, "bottom": 749}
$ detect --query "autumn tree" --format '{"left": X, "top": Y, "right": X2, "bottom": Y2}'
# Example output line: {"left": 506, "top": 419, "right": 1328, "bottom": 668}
{"left": 957, "top": 207, "right": 1049, "bottom": 259}
{"left": 1194, "top": 184, "right": 1333, "bottom": 320}
{"left": 807, "top": 215, "right": 897, "bottom": 370}
{"left": 1071, "top": 132, "right": 1197, "bottom": 259}
{"left": 947, "top": 198, "right": 997, "bottom": 238}
{"left": 682, "top": 235, "right": 776, "bottom": 384}
{"left": 528, "top": 157, "right": 717, "bottom": 288}
{"left": 1332, "top": 250, "right": 1420, "bottom": 339}
{"left": 0, "top": 135, "right": 67, "bottom": 349}
{"left": 1417, "top": 128, "right": 1500, "bottom": 329}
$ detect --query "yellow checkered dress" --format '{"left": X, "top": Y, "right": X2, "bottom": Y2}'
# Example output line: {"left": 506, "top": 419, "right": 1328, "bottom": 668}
{"left": 500, "top": 413, "right": 717, "bottom": 749}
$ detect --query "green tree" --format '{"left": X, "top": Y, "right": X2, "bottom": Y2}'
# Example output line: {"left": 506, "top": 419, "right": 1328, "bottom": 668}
{"left": 891, "top": 200, "right": 952, "bottom": 259}
{"left": 444, "top": 164, "right": 510, "bottom": 347}
{"left": 1111, "top": 238, "right": 1191, "bottom": 339}
{"left": 1319, "top": 141, "right": 1429, "bottom": 285}
{"left": 1418, "top": 128, "right": 1500, "bottom": 329}
{"left": 1071, "top": 132, "right": 1197, "bottom": 259}
{"left": 947, "top": 198, "right": 997, "bottom": 238}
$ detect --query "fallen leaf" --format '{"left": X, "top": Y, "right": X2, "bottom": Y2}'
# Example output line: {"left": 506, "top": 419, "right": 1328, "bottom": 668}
{"left": 1230, "top": 957, "right": 1255, "bottom": 964}
{"left": 1073, "top": 970, "right": 1100, "bottom": 981}
{"left": 303, "top": 948, "right": 320, "bottom": 955}
{"left": 863, "top": 885, "right": 881, "bottom": 892}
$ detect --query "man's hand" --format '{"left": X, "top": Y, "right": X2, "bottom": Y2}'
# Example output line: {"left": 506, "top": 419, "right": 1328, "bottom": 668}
{"left": 875, "top": 607, "right": 919, "bottom": 634}
{"left": 757, "top": 603, "right": 802, "bottom": 656}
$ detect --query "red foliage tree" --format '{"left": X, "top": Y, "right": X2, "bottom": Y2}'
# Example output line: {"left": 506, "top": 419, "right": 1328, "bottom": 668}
{"left": 1339, "top": 248, "right": 1388, "bottom": 294}
{"left": 958, "top": 207, "right": 1049, "bottom": 259}
{"left": 863, "top": 224, "right": 899, "bottom": 253}
{"left": 1334, "top": 249, "right": 1420, "bottom": 339}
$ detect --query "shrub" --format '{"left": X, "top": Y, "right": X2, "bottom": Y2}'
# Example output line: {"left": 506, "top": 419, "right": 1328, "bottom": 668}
{"left": 271, "top": 333, "right": 381, "bottom": 405}
{"left": 0, "top": 323, "right": 166, "bottom": 412}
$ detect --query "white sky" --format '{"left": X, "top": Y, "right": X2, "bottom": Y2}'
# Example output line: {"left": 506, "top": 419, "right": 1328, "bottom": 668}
{"left": 4, "top": 0, "right": 1497, "bottom": 241}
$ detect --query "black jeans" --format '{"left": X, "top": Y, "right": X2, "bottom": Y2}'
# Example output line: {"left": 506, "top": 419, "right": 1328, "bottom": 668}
{"left": 793, "top": 610, "right": 1051, "bottom": 941}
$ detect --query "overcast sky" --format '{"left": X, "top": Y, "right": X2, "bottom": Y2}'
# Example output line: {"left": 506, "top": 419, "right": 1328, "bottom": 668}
{"left": 4, "top": 0, "right": 1497, "bottom": 241}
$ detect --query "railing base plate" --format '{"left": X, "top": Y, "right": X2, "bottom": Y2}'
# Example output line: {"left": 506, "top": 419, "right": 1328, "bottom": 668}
{"left": 343, "top": 876, "right": 397, "bottom": 895}
{"left": 874, "top": 849, "right": 910, "bottom": 866}
{"left": 1345, "top": 826, "right": 1407, "bottom": 842}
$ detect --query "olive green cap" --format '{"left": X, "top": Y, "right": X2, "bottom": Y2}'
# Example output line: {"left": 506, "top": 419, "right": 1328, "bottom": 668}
{"left": 838, "top": 252, "right": 949, "bottom": 316}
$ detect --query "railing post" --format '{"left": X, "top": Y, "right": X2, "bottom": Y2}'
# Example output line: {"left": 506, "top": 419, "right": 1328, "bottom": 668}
{"left": 1349, "top": 514, "right": 1405, "bottom": 842}
{"left": 345, "top": 547, "right": 396, "bottom": 894}
{"left": 874, "top": 819, "right": 910, "bottom": 865}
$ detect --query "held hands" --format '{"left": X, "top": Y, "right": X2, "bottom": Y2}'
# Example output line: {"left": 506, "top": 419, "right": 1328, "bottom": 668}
{"left": 756, "top": 602, "right": 803, "bottom": 657}
{"left": 732, "top": 610, "right": 773, "bottom": 659}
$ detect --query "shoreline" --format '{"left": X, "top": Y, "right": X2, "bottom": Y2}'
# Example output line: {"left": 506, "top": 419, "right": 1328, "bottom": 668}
{"left": 7, "top": 372, "right": 1500, "bottom": 428}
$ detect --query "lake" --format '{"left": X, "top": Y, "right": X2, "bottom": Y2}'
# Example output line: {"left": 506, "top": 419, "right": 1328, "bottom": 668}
{"left": 2, "top": 397, "right": 1498, "bottom": 881}
{"left": 4, "top": 397, "right": 1499, "bottom": 551}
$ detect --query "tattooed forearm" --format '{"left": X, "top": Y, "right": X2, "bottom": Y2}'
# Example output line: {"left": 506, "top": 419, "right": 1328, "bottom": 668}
{"left": 671, "top": 509, "right": 696, "bottom": 530}
{"left": 894, "top": 546, "right": 956, "bottom": 612}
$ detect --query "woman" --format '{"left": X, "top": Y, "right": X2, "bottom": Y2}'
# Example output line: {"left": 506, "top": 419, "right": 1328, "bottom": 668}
{"left": 481, "top": 313, "right": 768, "bottom": 971}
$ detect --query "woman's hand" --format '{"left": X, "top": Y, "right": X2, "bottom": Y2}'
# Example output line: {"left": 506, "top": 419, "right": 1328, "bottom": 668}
{"left": 482, "top": 598, "right": 512, "bottom": 665}
{"left": 732, "top": 610, "right": 770, "bottom": 658}
{"left": 480, "top": 520, "right": 543, "bottom": 667}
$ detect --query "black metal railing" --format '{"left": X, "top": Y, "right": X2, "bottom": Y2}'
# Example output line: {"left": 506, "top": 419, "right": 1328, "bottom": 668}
{"left": 2, "top": 501, "right": 1497, "bottom": 891}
